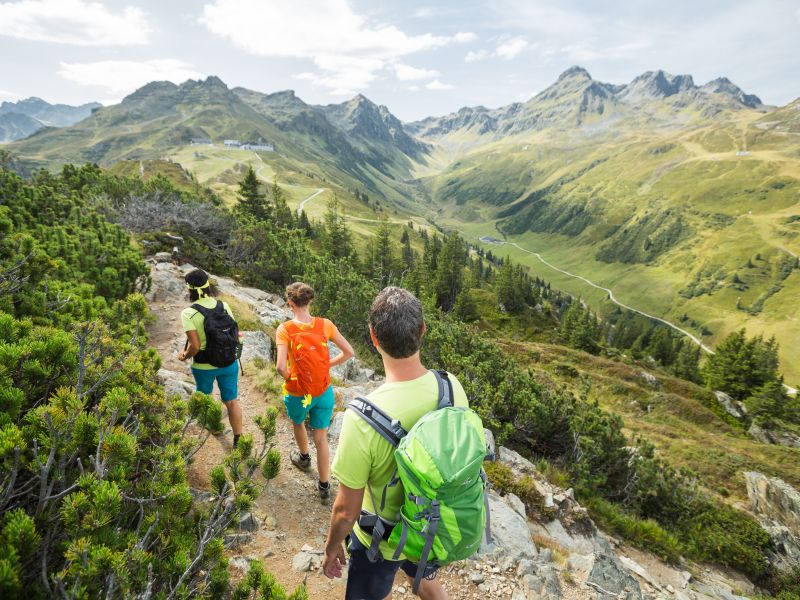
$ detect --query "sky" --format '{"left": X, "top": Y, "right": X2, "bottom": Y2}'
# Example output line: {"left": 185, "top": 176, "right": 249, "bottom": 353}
{"left": 0, "top": 0, "right": 798, "bottom": 121}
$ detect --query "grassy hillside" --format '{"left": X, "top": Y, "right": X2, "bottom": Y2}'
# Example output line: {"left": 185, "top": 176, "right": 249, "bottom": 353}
{"left": 502, "top": 339, "right": 800, "bottom": 502}
{"left": 416, "top": 78, "right": 800, "bottom": 386}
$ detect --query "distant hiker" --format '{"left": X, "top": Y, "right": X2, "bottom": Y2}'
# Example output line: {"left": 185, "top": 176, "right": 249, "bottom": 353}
{"left": 177, "top": 269, "right": 243, "bottom": 448}
{"left": 275, "top": 282, "right": 354, "bottom": 499}
{"left": 323, "top": 287, "right": 486, "bottom": 600}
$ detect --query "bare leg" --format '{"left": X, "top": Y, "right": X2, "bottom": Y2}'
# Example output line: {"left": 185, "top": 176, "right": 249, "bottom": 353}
{"left": 226, "top": 399, "right": 243, "bottom": 435}
{"left": 292, "top": 421, "right": 310, "bottom": 455}
{"left": 312, "top": 428, "right": 330, "bottom": 482}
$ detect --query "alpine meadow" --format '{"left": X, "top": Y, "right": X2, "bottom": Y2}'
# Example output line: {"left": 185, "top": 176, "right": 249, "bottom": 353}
{"left": 1, "top": 1, "right": 799, "bottom": 599}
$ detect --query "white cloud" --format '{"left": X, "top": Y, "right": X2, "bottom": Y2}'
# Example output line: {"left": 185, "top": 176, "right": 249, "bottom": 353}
{"left": 425, "top": 79, "right": 453, "bottom": 91}
{"left": 465, "top": 49, "right": 488, "bottom": 63}
{"left": 393, "top": 63, "right": 439, "bottom": 81}
{"left": 199, "top": 0, "right": 471, "bottom": 93}
{"left": 453, "top": 31, "right": 478, "bottom": 43}
{"left": 0, "top": 89, "right": 19, "bottom": 101}
{"left": 58, "top": 59, "right": 201, "bottom": 93}
{"left": 0, "top": 0, "right": 151, "bottom": 46}
{"left": 496, "top": 36, "right": 528, "bottom": 60}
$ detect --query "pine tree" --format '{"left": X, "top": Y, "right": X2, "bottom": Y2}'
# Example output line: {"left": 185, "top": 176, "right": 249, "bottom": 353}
{"left": 365, "top": 217, "right": 397, "bottom": 288}
{"left": 297, "top": 209, "right": 314, "bottom": 237}
{"left": 236, "top": 166, "right": 270, "bottom": 222}
{"left": 454, "top": 288, "right": 479, "bottom": 322}
{"left": 321, "top": 197, "right": 354, "bottom": 260}
{"left": 497, "top": 258, "right": 525, "bottom": 313}
{"left": 703, "top": 330, "right": 782, "bottom": 400}
{"left": 272, "top": 178, "right": 294, "bottom": 228}
{"left": 672, "top": 339, "right": 701, "bottom": 383}
{"left": 434, "top": 233, "right": 465, "bottom": 312}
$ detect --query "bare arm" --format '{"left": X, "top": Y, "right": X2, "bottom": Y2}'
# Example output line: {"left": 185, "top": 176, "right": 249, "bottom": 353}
{"left": 328, "top": 331, "right": 355, "bottom": 368}
{"left": 275, "top": 343, "right": 290, "bottom": 380}
{"left": 178, "top": 330, "right": 201, "bottom": 361}
{"left": 323, "top": 483, "right": 364, "bottom": 579}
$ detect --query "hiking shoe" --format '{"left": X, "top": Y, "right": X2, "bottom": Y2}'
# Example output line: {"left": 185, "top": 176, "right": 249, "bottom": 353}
{"left": 290, "top": 449, "right": 311, "bottom": 471}
{"left": 318, "top": 480, "right": 331, "bottom": 500}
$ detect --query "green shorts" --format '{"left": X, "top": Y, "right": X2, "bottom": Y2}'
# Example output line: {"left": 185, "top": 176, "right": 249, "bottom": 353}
{"left": 283, "top": 385, "right": 334, "bottom": 430}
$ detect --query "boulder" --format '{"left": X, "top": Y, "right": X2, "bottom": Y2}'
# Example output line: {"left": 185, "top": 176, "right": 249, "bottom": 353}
{"left": 639, "top": 371, "right": 658, "bottom": 388}
{"left": 292, "top": 546, "right": 323, "bottom": 572}
{"left": 619, "top": 555, "right": 661, "bottom": 591}
{"left": 240, "top": 331, "right": 272, "bottom": 364}
{"left": 157, "top": 368, "right": 195, "bottom": 399}
{"left": 713, "top": 391, "right": 747, "bottom": 420}
{"left": 146, "top": 262, "right": 188, "bottom": 303}
{"left": 480, "top": 492, "right": 537, "bottom": 560}
{"left": 152, "top": 251, "right": 173, "bottom": 263}
{"left": 749, "top": 422, "right": 800, "bottom": 448}
{"left": 329, "top": 342, "right": 377, "bottom": 383}
{"left": 587, "top": 547, "right": 643, "bottom": 600}
{"left": 484, "top": 428, "right": 496, "bottom": 459}
{"left": 505, "top": 493, "right": 527, "bottom": 519}
{"left": 498, "top": 446, "right": 537, "bottom": 476}
{"left": 745, "top": 471, "right": 800, "bottom": 571}
{"left": 236, "top": 511, "right": 259, "bottom": 532}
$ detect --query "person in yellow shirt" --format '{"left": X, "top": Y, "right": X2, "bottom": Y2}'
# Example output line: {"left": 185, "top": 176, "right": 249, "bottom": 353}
{"left": 323, "top": 287, "right": 465, "bottom": 600}
{"left": 275, "top": 282, "right": 354, "bottom": 499}
{"left": 177, "top": 269, "right": 243, "bottom": 448}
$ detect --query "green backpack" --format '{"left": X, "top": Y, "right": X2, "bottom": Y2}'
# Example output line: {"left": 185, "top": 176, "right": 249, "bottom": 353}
{"left": 348, "top": 370, "right": 490, "bottom": 594}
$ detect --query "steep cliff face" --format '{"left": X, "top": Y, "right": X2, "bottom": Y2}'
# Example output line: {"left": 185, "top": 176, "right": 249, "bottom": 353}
{"left": 746, "top": 471, "right": 800, "bottom": 572}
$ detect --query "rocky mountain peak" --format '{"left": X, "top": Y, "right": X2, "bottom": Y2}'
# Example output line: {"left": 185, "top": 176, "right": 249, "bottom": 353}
{"left": 702, "top": 76, "right": 762, "bottom": 108}
{"left": 558, "top": 65, "right": 592, "bottom": 81}
{"left": 622, "top": 70, "right": 696, "bottom": 101}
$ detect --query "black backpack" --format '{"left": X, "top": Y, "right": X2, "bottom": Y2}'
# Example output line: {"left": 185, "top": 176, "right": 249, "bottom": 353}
{"left": 191, "top": 301, "right": 239, "bottom": 368}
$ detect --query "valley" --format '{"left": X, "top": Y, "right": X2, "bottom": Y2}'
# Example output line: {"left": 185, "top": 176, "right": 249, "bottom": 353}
{"left": 6, "top": 68, "right": 799, "bottom": 388}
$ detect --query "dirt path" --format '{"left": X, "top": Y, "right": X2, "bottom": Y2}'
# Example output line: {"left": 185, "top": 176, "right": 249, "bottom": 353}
{"left": 147, "top": 286, "right": 490, "bottom": 598}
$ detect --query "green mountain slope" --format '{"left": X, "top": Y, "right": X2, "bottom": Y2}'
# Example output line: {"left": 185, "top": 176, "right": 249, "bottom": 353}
{"left": 411, "top": 68, "right": 800, "bottom": 386}
{"left": 7, "top": 69, "right": 800, "bottom": 384}
{"left": 9, "top": 77, "right": 426, "bottom": 212}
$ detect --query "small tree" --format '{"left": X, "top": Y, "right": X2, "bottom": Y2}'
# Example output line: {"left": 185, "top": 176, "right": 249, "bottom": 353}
{"left": 237, "top": 167, "right": 271, "bottom": 222}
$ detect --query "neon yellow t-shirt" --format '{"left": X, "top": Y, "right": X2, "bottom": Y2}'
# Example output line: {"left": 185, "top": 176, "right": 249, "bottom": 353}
{"left": 180, "top": 297, "right": 235, "bottom": 370}
{"left": 331, "top": 370, "right": 468, "bottom": 560}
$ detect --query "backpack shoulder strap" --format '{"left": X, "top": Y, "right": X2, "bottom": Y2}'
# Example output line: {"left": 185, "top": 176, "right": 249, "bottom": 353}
{"left": 432, "top": 369, "right": 454, "bottom": 409}
{"left": 312, "top": 317, "right": 327, "bottom": 336}
{"left": 190, "top": 302, "right": 211, "bottom": 318}
{"left": 347, "top": 397, "right": 407, "bottom": 448}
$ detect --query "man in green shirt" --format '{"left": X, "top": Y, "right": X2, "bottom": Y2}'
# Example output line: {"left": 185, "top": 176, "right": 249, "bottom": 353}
{"left": 323, "top": 287, "right": 466, "bottom": 600}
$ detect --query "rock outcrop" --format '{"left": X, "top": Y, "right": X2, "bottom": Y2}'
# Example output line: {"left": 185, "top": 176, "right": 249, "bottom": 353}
{"left": 745, "top": 471, "right": 800, "bottom": 572}
{"left": 713, "top": 391, "right": 747, "bottom": 420}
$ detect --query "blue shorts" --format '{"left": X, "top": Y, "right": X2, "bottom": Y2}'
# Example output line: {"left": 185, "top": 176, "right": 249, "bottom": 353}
{"left": 283, "top": 385, "right": 334, "bottom": 429}
{"left": 191, "top": 362, "right": 239, "bottom": 402}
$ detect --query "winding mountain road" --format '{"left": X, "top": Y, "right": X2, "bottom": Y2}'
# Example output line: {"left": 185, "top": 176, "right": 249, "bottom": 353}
{"left": 490, "top": 237, "right": 798, "bottom": 395}
{"left": 296, "top": 188, "right": 325, "bottom": 214}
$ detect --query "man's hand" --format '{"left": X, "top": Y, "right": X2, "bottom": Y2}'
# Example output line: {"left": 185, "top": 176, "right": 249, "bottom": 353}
{"left": 177, "top": 350, "right": 187, "bottom": 361}
{"left": 322, "top": 543, "right": 347, "bottom": 579}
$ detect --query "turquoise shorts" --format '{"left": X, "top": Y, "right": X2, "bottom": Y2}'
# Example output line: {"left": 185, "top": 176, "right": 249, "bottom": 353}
{"left": 191, "top": 362, "right": 239, "bottom": 402}
{"left": 283, "top": 385, "right": 335, "bottom": 430}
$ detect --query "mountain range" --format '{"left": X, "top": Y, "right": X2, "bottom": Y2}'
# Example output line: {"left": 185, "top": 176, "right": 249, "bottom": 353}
{"left": 0, "top": 97, "right": 101, "bottom": 142}
{"left": 6, "top": 68, "right": 800, "bottom": 384}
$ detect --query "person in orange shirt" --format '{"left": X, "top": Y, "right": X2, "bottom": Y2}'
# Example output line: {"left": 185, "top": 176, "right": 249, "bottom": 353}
{"left": 275, "top": 282, "right": 354, "bottom": 499}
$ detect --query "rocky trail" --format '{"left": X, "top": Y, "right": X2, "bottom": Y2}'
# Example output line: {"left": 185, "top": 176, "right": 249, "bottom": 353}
{"left": 145, "top": 258, "right": 794, "bottom": 600}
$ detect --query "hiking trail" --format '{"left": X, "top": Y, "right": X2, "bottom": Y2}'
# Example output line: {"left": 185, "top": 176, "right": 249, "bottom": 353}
{"left": 145, "top": 259, "right": 764, "bottom": 600}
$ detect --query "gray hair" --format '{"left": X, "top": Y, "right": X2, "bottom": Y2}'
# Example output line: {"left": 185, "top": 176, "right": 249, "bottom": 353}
{"left": 368, "top": 287, "right": 424, "bottom": 359}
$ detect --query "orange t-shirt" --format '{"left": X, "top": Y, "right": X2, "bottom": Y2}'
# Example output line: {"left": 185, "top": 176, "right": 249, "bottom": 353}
{"left": 276, "top": 317, "right": 339, "bottom": 370}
